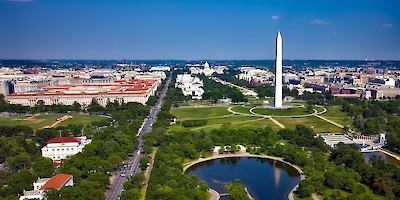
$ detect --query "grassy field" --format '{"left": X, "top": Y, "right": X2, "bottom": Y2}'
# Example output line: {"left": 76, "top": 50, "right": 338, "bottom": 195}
{"left": 55, "top": 114, "right": 108, "bottom": 127}
{"left": 171, "top": 106, "right": 231, "bottom": 120}
{"left": 314, "top": 106, "right": 326, "bottom": 113}
{"left": 177, "top": 101, "right": 214, "bottom": 107}
{"left": 253, "top": 107, "right": 311, "bottom": 116}
{"left": 197, "top": 117, "right": 281, "bottom": 132}
{"left": 275, "top": 116, "right": 343, "bottom": 133}
{"left": 231, "top": 106, "right": 252, "bottom": 114}
{"left": 228, "top": 118, "right": 280, "bottom": 131}
{"left": 319, "top": 106, "right": 354, "bottom": 129}
{"left": 321, "top": 106, "right": 348, "bottom": 117}
{"left": 170, "top": 116, "right": 262, "bottom": 131}
{"left": 0, "top": 114, "right": 107, "bottom": 130}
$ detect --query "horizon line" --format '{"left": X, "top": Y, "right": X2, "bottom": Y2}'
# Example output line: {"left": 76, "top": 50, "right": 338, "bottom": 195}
{"left": 1, "top": 59, "right": 400, "bottom": 62}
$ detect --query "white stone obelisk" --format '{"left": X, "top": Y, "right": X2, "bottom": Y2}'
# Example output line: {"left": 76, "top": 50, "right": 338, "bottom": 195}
{"left": 274, "top": 32, "right": 283, "bottom": 108}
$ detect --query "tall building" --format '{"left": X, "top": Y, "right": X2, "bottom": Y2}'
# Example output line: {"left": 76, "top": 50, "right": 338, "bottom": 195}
{"left": 274, "top": 32, "right": 283, "bottom": 108}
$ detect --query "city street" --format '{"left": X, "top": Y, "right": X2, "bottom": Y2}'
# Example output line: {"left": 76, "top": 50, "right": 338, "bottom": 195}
{"left": 105, "top": 74, "right": 172, "bottom": 200}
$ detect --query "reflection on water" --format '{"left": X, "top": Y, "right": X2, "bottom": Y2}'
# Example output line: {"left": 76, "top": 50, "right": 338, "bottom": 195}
{"left": 186, "top": 157, "right": 301, "bottom": 200}
{"left": 363, "top": 151, "right": 400, "bottom": 167}
{"left": 274, "top": 160, "right": 282, "bottom": 186}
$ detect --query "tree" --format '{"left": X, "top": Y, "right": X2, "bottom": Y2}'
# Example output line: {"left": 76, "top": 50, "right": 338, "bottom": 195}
{"left": 140, "top": 157, "right": 150, "bottom": 171}
{"left": 7, "top": 169, "right": 36, "bottom": 196}
{"left": 6, "top": 153, "right": 31, "bottom": 172}
{"left": 330, "top": 143, "right": 364, "bottom": 169}
{"left": 87, "top": 173, "right": 110, "bottom": 189}
{"left": 33, "top": 157, "right": 55, "bottom": 178}
{"left": 108, "top": 154, "right": 123, "bottom": 170}
{"left": 122, "top": 188, "right": 141, "bottom": 200}
{"left": 225, "top": 179, "right": 251, "bottom": 200}
{"left": 87, "top": 98, "right": 104, "bottom": 113}
{"left": 71, "top": 101, "right": 82, "bottom": 112}
{"left": 298, "top": 179, "right": 314, "bottom": 198}
{"left": 146, "top": 96, "right": 158, "bottom": 106}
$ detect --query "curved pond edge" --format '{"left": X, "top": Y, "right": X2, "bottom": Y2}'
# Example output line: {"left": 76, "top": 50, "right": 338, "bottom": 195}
{"left": 183, "top": 153, "right": 305, "bottom": 200}
{"left": 362, "top": 148, "right": 400, "bottom": 162}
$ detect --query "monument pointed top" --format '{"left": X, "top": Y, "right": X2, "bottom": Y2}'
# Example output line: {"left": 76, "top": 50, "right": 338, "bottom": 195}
{"left": 277, "top": 31, "right": 281, "bottom": 38}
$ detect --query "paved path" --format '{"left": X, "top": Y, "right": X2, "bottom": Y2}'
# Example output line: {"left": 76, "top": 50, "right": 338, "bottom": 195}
{"left": 268, "top": 116, "right": 285, "bottom": 128}
{"left": 312, "top": 192, "right": 321, "bottom": 200}
{"left": 208, "top": 188, "right": 220, "bottom": 200}
{"left": 186, "top": 104, "right": 334, "bottom": 131}
{"left": 314, "top": 114, "right": 344, "bottom": 128}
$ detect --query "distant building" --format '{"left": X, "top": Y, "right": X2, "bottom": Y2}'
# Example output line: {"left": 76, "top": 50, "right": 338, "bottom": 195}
{"left": 188, "top": 61, "right": 215, "bottom": 76}
{"left": 19, "top": 174, "right": 74, "bottom": 200}
{"left": 175, "top": 74, "right": 204, "bottom": 99}
{"left": 41, "top": 136, "right": 91, "bottom": 161}
{"left": 150, "top": 66, "right": 170, "bottom": 71}
{"left": 6, "top": 79, "right": 159, "bottom": 107}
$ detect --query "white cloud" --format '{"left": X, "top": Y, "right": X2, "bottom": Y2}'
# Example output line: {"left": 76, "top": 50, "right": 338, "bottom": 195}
{"left": 382, "top": 23, "right": 394, "bottom": 28}
{"left": 271, "top": 16, "right": 279, "bottom": 20}
{"left": 310, "top": 19, "right": 330, "bottom": 26}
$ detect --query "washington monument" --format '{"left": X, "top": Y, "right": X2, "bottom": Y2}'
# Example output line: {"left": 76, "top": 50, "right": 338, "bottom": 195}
{"left": 274, "top": 32, "right": 283, "bottom": 108}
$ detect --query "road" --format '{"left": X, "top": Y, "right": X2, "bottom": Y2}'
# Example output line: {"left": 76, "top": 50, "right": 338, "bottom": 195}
{"left": 105, "top": 74, "right": 172, "bottom": 200}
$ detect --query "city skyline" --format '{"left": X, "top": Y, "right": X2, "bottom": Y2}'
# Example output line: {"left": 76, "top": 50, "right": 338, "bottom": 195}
{"left": 1, "top": 0, "right": 399, "bottom": 60}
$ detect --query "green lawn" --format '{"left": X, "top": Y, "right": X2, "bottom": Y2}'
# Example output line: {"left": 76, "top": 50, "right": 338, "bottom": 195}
{"left": 0, "top": 114, "right": 107, "bottom": 130}
{"left": 319, "top": 184, "right": 384, "bottom": 200}
{"left": 314, "top": 106, "right": 325, "bottom": 113}
{"left": 321, "top": 106, "right": 348, "bottom": 117}
{"left": 293, "top": 194, "right": 313, "bottom": 200}
{"left": 177, "top": 101, "right": 212, "bottom": 107}
{"left": 197, "top": 118, "right": 280, "bottom": 131}
{"left": 228, "top": 118, "right": 281, "bottom": 131}
{"left": 171, "top": 116, "right": 263, "bottom": 131}
{"left": 319, "top": 106, "right": 355, "bottom": 130}
{"left": 204, "top": 116, "right": 260, "bottom": 126}
{"left": 0, "top": 116, "right": 37, "bottom": 128}
{"left": 231, "top": 106, "right": 252, "bottom": 114}
{"left": 56, "top": 114, "right": 108, "bottom": 127}
{"left": 253, "top": 107, "right": 311, "bottom": 116}
{"left": 171, "top": 107, "right": 231, "bottom": 120}
{"left": 275, "top": 116, "right": 343, "bottom": 133}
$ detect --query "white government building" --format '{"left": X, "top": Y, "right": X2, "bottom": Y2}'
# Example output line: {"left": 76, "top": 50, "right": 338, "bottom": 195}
{"left": 175, "top": 74, "right": 204, "bottom": 99}
{"left": 41, "top": 136, "right": 92, "bottom": 161}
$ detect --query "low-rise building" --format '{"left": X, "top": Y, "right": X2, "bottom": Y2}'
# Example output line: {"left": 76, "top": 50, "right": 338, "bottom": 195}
{"left": 41, "top": 136, "right": 91, "bottom": 161}
{"left": 19, "top": 174, "right": 74, "bottom": 200}
{"left": 6, "top": 79, "right": 158, "bottom": 107}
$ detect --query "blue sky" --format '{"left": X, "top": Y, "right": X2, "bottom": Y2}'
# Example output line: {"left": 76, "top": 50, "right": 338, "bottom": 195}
{"left": 0, "top": 0, "right": 399, "bottom": 60}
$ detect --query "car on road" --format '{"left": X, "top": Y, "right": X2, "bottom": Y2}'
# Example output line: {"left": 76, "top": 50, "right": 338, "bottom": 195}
{"left": 120, "top": 173, "right": 126, "bottom": 177}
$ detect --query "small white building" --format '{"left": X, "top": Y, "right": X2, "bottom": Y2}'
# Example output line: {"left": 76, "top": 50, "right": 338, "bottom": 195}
{"left": 19, "top": 174, "right": 74, "bottom": 200}
{"left": 41, "top": 136, "right": 91, "bottom": 161}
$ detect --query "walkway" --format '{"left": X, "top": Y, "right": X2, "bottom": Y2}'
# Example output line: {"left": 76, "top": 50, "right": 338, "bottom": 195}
{"left": 208, "top": 188, "right": 220, "bottom": 200}
{"left": 268, "top": 116, "right": 285, "bottom": 128}
{"left": 314, "top": 114, "right": 344, "bottom": 129}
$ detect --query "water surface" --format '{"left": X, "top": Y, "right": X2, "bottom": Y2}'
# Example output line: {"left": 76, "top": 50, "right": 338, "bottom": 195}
{"left": 186, "top": 157, "right": 300, "bottom": 200}
{"left": 363, "top": 151, "right": 400, "bottom": 167}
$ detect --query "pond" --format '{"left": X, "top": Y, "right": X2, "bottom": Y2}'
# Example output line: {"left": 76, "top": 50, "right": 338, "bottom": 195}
{"left": 185, "top": 157, "right": 301, "bottom": 200}
{"left": 363, "top": 151, "right": 400, "bottom": 167}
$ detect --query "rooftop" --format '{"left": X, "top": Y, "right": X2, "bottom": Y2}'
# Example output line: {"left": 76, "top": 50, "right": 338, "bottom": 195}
{"left": 40, "top": 174, "right": 72, "bottom": 190}
{"left": 47, "top": 137, "right": 80, "bottom": 144}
